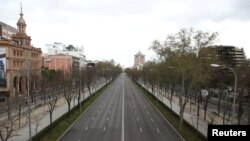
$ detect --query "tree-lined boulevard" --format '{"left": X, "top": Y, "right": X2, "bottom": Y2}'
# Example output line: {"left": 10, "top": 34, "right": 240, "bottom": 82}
{"left": 59, "top": 74, "right": 182, "bottom": 141}
{"left": 0, "top": 28, "right": 250, "bottom": 141}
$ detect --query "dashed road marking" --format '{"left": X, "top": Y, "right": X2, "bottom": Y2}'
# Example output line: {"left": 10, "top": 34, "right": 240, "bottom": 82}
{"left": 140, "top": 127, "right": 142, "bottom": 133}
{"left": 137, "top": 117, "right": 139, "bottom": 122}
{"left": 147, "top": 111, "right": 149, "bottom": 114}
{"left": 157, "top": 128, "right": 160, "bottom": 134}
{"left": 107, "top": 117, "right": 109, "bottom": 121}
{"left": 134, "top": 110, "right": 137, "bottom": 114}
{"left": 92, "top": 117, "right": 95, "bottom": 121}
{"left": 85, "top": 126, "right": 88, "bottom": 131}
{"left": 103, "top": 126, "right": 106, "bottom": 132}
{"left": 151, "top": 118, "right": 154, "bottom": 122}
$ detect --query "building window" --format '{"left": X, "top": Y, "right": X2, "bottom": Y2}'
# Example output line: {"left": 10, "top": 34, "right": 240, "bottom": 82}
{"left": 14, "top": 60, "right": 16, "bottom": 67}
{"left": 13, "top": 76, "right": 17, "bottom": 88}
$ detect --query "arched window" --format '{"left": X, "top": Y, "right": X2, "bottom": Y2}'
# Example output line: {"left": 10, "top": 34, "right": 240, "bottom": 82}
{"left": 19, "top": 77, "right": 22, "bottom": 92}
{"left": 13, "top": 76, "right": 17, "bottom": 88}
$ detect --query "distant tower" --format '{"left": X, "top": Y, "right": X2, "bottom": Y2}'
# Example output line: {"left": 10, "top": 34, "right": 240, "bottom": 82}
{"left": 12, "top": 4, "right": 31, "bottom": 48}
{"left": 134, "top": 51, "right": 145, "bottom": 70}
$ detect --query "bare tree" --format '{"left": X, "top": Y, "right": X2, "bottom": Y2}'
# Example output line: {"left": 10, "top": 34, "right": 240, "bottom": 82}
{"left": 63, "top": 85, "right": 75, "bottom": 117}
{"left": 86, "top": 67, "right": 96, "bottom": 97}
{"left": 33, "top": 114, "right": 42, "bottom": 141}
{"left": 0, "top": 117, "right": 18, "bottom": 141}
{"left": 222, "top": 101, "right": 232, "bottom": 124}
{"left": 45, "top": 88, "right": 59, "bottom": 126}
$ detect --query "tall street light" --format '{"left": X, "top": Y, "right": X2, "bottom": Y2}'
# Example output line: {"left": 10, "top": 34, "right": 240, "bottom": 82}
{"left": 26, "top": 60, "right": 32, "bottom": 141}
{"left": 210, "top": 64, "right": 237, "bottom": 125}
{"left": 44, "top": 59, "right": 52, "bottom": 113}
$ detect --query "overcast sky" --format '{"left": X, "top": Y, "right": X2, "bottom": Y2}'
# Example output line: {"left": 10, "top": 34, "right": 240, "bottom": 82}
{"left": 1, "top": 0, "right": 250, "bottom": 67}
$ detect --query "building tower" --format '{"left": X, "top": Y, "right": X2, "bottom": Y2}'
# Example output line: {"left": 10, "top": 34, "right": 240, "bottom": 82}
{"left": 134, "top": 51, "right": 145, "bottom": 70}
{"left": 0, "top": 5, "right": 42, "bottom": 98}
{"left": 12, "top": 5, "right": 31, "bottom": 48}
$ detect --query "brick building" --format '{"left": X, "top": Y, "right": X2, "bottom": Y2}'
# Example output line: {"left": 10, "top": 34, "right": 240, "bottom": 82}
{"left": 42, "top": 54, "right": 80, "bottom": 81}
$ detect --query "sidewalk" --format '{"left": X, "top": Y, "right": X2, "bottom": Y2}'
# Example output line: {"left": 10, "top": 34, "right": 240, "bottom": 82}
{"left": 9, "top": 80, "right": 106, "bottom": 141}
{"left": 138, "top": 82, "right": 208, "bottom": 137}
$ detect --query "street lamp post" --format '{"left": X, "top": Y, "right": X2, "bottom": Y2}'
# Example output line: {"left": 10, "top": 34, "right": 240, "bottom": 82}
{"left": 44, "top": 59, "right": 52, "bottom": 114}
{"left": 210, "top": 64, "right": 237, "bottom": 125}
{"left": 26, "top": 60, "right": 32, "bottom": 141}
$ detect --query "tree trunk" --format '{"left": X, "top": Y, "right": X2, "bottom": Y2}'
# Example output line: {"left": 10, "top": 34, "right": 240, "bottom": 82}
{"left": 248, "top": 88, "right": 250, "bottom": 124}
{"left": 237, "top": 90, "right": 243, "bottom": 125}
{"left": 68, "top": 102, "right": 71, "bottom": 114}
{"left": 217, "top": 89, "right": 223, "bottom": 115}
{"left": 179, "top": 92, "right": 183, "bottom": 131}
{"left": 18, "top": 104, "right": 21, "bottom": 128}
{"left": 170, "top": 87, "right": 173, "bottom": 110}
{"left": 180, "top": 106, "right": 184, "bottom": 131}
{"left": 50, "top": 112, "right": 52, "bottom": 125}
{"left": 88, "top": 85, "right": 92, "bottom": 96}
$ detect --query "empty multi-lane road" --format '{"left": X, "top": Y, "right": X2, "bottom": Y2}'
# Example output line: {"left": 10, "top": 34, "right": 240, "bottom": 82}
{"left": 59, "top": 73, "right": 182, "bottom": 141}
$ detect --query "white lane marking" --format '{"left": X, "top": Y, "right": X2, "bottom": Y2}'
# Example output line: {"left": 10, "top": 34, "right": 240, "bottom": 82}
{"left": 140, "top": 127, "right": 142, "bottom": 133}
{"left": 137, "top": 117, "right": 139, "bottom": 122}
{"left": 157, "top": 128, "right": 160, "bottom": 134}
{"left": 107, "top": 117, "right": 109, "bottom": 121}
{"left": 109, "top": 110, "right": 112, "bottom": 114}
{"left": 144, "top": 106, "right": 146, "bottom": 109}
{"left": 134, "top": 110, "right": 137, "bottom": 114}
{"left": 85, "top": 126, "right": 88, "bottom": 131}
{"left": 92, "top": 117, "right": 95, "bottom": 121}
{"left": 147, "top": 111, "right": 149, "bottom": 114}
{"left": 121, "top": 75, "right": 124, "bottom": 141}
{"left": 103, "top": 126, "right": 106, "bottom": 132}
{"left": 151, "top": 118, "right": 154, "bottom": 122}
{"left": 78, "top": 140, "right": 80, "bottom": 141}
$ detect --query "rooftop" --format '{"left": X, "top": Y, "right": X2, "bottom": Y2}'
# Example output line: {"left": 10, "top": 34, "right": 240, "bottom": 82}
{"left": 135, "top": 51, "right": 144, "bottom": 56}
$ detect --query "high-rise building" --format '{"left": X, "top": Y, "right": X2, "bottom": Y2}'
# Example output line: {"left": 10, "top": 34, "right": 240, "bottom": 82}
{"left": 134, "top": 51, "right": 145, "bottom": 70}
{"left": 0, "top": 21, "right": 18, "bottom": 40}
{"left": 0, "top": 6, "right": 42, "bottom": 98}
{"left": 201, "top": 45, "right": 246, "bottom": 67}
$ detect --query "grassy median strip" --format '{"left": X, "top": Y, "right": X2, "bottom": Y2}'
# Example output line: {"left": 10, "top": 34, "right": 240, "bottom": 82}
{"left": 134, "top": 81, "right": 206, "bottom": 141}
{"left": 32, "top": 83, "right": 110, "bottom": 141}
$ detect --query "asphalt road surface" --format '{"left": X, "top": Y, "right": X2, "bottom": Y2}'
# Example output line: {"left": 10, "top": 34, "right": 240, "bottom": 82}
{"left": 59, "top": 73, "right": 182, "bottom": 141}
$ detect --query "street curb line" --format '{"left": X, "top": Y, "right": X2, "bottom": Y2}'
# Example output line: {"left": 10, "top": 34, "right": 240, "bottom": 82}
{"left": 56, "top": 80, "right": 114, "bottom": 141}
{"left": 134, "top": 81, "right": 186, "bottom": 141}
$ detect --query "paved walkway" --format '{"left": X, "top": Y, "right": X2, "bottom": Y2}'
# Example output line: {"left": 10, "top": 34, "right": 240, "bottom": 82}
{"left": 9, "top": 80, "right": 107, "bottom": 141}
